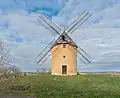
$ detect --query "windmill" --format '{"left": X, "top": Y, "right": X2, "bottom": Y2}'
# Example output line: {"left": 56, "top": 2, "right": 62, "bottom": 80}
{"left": 35, "top": 11, "right": 92, "bottom": 75}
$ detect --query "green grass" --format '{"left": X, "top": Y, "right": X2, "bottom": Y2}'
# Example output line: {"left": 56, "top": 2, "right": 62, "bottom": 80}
{"left": 1, "top": 74, "right": 120, "bottom": 98}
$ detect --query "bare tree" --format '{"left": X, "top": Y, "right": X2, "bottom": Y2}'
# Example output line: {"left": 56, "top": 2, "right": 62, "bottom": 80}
{"left": 0, "top": 40, "right": 16, "bottom": 78}
{"left": 0, "top": 40, "right": 13, "bottom": 67}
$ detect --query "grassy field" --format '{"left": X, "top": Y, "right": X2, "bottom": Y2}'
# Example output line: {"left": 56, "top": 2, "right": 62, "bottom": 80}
{"left": 0, "top": 74, "right": 120, "bottom": 98}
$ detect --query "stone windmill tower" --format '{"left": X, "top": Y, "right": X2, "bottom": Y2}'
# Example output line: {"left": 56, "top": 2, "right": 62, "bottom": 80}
{"left": 35, "top": 11, "right": 92, "bottom": 76}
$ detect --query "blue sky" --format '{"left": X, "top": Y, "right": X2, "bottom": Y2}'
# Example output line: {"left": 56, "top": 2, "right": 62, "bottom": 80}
{"left": 0, "top": 0, "right": 120, "bottom": 72}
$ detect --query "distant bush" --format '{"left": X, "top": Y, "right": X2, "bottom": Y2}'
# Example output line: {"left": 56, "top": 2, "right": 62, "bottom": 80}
{"left": 77, "top": 72, "right": 79, "bottom": 75}
{"left": 9, "top": 84, "right": 31, "bottom": 91}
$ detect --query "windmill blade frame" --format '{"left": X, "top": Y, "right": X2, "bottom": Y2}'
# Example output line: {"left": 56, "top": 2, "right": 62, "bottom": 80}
{"left": 37, "top": 13, "right": 61, "bottom": 36}
{"left": 66, "top": 37, "right": 91, "bottom": 64}
{"left": 37, "top": 44, "right": 61, "bottom": 66}
{"left": 67, "top": 43, "right": 88, "bottom": 65}
{"left": 66, "top": 11, "right": 86, "bottom": 30}
{"left": 66, "top": 12, "right": 91, "bottom": 35}
{"left": 74, "top": 47, "right": 91, "bottom": 64}
{"left": 41, "top": 13, "right": 62, "bottom": 31}
{"left": 35, "top": 38, "right": 56, "bottom": 64}
{"left": 35, "top": 32, "right": 65, "bottom": 65}
{"left": 77, "top": 45, "right": 92, "bottom": 58}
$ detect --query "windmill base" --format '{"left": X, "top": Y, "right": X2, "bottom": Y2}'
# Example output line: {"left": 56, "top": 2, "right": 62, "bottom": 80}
{"left": 51, "top": 72, "right": 77, "bottom": 76}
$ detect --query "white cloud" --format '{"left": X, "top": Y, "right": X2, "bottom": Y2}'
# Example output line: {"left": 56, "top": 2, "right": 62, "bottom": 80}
{"left": 0, "top": 10, "right": 55, "bottom": 72}
{"left": 0, "top": 0, "right": 120, "bottom": 72}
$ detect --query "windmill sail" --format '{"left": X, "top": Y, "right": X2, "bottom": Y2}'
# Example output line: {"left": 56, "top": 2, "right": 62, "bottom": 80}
{"left": 78, "top": 46, "right": 92, "bottom": 59}
{"left": 66, "top": 11, "right": 86, "bottom": 30}
{"left": 67, "top": 45, "right": 87, "bottom": 64}
{"left": 36, "top": 44, "right": 61, "bottom": 66}
{"left": 66, "top": 11, "right": 91, "bottom": 34}
{"left": 35, "top": 35, "right": 63, "bottom": 66}
{"left": 35, "top": 38, "right": 56, "bottom": 64}
{"left": 74, "top": 47, "right": 91, "bottom": 64}
{"left": 63, "top": 32, "right": 92, "bottom": 64}
{"left": 37, "top": 13, "right": 61, "bottom": 36}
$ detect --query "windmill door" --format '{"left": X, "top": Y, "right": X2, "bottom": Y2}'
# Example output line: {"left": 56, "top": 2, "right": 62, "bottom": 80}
{"left": 62, "top": 65, "right": 67, "bottom": 75}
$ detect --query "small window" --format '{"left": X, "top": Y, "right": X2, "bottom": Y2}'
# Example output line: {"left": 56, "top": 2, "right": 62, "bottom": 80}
{"left": 63, "top": 44, "right": 66, "bottom": 48}
{"left": 63, "top": 56, "right": 65, "bottom": 58}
